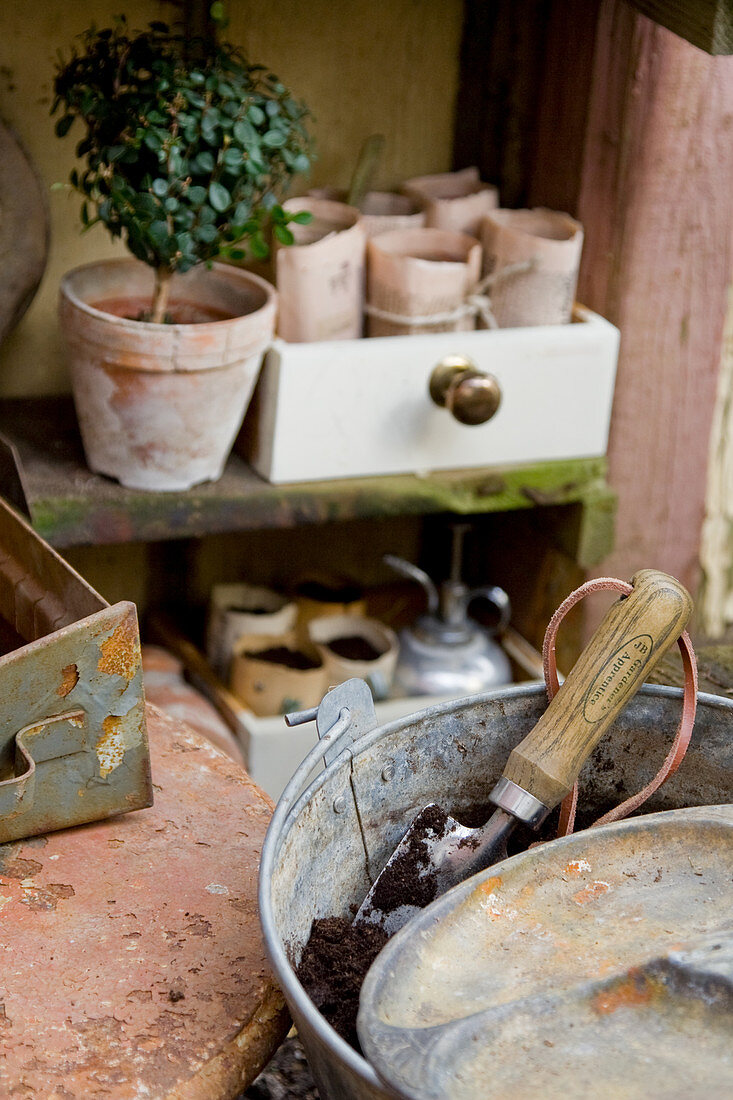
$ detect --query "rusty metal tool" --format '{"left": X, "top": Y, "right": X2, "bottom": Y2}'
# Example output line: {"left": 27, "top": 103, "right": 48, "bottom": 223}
{"left": 354, "top": 569, "right": 692, "bottom": 935}
{"left": 0, "top": 495, "right": 152, "bottom": 842}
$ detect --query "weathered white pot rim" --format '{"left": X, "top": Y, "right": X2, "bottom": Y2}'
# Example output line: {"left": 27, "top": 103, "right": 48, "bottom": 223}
{"left": 59, "top": 257, "right": 277, "bottom": 332}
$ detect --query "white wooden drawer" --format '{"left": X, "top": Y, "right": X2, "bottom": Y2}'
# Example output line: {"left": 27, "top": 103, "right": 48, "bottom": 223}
{"left": 243, "top": 305, "right": 619, "bottom": 484}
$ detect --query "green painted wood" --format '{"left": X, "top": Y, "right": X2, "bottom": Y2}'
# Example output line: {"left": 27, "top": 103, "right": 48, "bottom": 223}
{"left": 629, "top": 0, "right": 733, "bottom": 53}
{"left": 0, "top": 397, "right": 615, "bottom": 557}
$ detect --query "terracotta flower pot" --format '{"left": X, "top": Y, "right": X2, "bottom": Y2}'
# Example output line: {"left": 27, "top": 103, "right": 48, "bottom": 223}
{"left": 59, "top": 259, "right": 277, "bottom": 491}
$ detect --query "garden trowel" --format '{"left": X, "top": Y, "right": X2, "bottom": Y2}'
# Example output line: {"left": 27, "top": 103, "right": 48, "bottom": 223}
{"left": 354, "top": 569, "right": 692, "bottom": 935}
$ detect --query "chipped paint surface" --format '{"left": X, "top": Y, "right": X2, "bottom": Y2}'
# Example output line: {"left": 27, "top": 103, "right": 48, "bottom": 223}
{"left": 0, "top": 601, "right": 151, "bottom": 844}
{"left": 97, "top": 715, "right": 125, "bottom": 778}
{"left": 97, "top": 615, "right": 140, "bottom": 681}
{"left": 57, "top": 663, "right": 79, "bottom": 697}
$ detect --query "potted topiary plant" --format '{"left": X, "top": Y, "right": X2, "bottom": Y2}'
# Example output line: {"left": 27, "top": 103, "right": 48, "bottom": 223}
{"left": 53, "top": 18, "right": 312, "bottom": 491}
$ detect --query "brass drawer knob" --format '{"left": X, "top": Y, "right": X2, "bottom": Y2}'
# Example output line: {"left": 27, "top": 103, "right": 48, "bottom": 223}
{"left": 429, "top": 355, "right": 502, "bottom": 426}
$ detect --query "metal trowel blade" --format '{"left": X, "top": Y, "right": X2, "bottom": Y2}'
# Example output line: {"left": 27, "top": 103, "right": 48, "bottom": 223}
{"left": 353, "top": 803, "right": 516, "bottom": 936}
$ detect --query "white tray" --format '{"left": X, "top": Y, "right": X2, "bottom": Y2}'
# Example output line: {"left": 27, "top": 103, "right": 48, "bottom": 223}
{"left": 243, "top": 305, "right": 619, "bottom": 484}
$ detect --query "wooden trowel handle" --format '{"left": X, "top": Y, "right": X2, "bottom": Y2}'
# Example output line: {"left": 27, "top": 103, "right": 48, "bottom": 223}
{"left": 501, "top": 569, "right": 692, "bottom": 810}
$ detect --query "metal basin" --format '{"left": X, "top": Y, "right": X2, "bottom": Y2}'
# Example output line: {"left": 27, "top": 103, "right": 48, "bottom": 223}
{"left": 259, "top": 681, "right": 733, "bottom": 1099}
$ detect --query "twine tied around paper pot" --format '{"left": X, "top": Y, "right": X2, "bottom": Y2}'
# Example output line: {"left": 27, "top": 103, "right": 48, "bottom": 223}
{"left": 365, "top": 227, "right": 483, "bottom": 337}
{"left": 364, "top": 259, "right": 535, "bottom": 332}
{"left": 480, "top": 207, "right": 584, "bottom": 327}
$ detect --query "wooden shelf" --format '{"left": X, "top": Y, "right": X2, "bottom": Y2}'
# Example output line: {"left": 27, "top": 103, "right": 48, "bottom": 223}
{"left": 0, "top": 397, "right": 615, "bottom": 558}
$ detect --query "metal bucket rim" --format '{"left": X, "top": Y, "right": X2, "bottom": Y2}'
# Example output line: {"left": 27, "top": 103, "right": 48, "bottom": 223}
{"left": 259, "top": 681, "right": 733, "bottom": 1083}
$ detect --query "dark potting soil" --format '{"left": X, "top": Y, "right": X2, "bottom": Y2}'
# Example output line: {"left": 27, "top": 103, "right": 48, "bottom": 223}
{"left": 296, "top": 805, "right": 454, "bottom": 1050}
{"left": 325, "top": 634, "right": 383, "bottom": 662}
{"left": 296, "top": 917, "right": 389, "bottom": 1052}
{"left": 245, "top": 646, "right": 321, "bottom": 671}
{"left": 90, "top": 297, "right": 234, "bottom": 324}
{"left": 231, "top": 605, "right": 273, "bottom": 615}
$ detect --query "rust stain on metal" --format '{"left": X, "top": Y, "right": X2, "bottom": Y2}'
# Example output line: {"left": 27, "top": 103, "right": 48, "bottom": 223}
{"left": 57, "top": 663, "right": 79, "bottom": 697}
{"left": 97, "top": 715, "right": 125, "bottom": 778}
{"left": 98, "top": 616, "right": 139, "bottom": 681}
{"left": 573, "top": 880, "right": 611, "bottom": 905}
{"left": 478, "top": 876, "right": 503, "bottom": 897}
{"left": 593, "top": 969, "right": 660, "bottom": 1015}
{"left": 563, "top": 858, "right": 592, "bottom": 877}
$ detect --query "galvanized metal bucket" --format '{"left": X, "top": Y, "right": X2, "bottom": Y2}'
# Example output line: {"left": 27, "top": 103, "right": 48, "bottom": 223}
{"left": 259, "top": 678, "right": 733, "bottom": 1100}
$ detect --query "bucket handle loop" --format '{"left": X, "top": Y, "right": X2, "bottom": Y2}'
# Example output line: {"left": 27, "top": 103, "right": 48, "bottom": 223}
{"left": 543, "top": 576, "right": 698, "bottom": 837}
{"left": 268, "top": 706, "right": 354, "bottom": 851}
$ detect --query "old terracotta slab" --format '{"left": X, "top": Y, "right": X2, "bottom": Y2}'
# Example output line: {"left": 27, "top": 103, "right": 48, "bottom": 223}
{"left": 0, "top": 703, "right": 288, "bottom": 1098}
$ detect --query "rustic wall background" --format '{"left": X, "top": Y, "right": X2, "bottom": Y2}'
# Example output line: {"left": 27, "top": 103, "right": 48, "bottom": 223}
{"left": 0, "top": 0, "right": 463, "bottom": 396}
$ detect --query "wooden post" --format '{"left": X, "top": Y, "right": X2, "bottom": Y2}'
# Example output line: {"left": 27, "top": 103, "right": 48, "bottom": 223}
{"left": 567, "top": 1, "right": 733, "bottom": 605}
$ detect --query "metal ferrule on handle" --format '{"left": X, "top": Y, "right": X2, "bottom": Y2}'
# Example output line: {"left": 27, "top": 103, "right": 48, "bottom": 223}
{"left": 489, "top": 776, "right": 550, "bottom": 827}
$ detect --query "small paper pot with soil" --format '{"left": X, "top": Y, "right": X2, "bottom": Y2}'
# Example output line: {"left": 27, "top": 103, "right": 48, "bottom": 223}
{"left": 230, "top": 634, "right": 327, "bottom": 716}
{"left": 307, "top": 614, "right": 398, "bottom": 700}
{"left": 59, "top": 259, "right": 277, "bottom": 492}
{"left": 294, "top": 579, "right": 367, "bottom": 646}
{"left": 206, "top": 582, "right": 297, "bottom": 680}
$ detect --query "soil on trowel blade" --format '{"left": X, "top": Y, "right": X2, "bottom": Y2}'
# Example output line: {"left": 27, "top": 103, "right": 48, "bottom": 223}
{"left": 297, "top": 806, "right": 456, "bottom": 1050}
{"left": 296, "top": 917, "right": 388, "bottom": 1051}
{"left": 363, "top": 803, "right": 451, "bottom": 918}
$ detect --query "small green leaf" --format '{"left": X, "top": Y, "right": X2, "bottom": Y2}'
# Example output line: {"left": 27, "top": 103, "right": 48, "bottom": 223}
{"left": 187, "top": 185, "right": 208, "bottom": 205}
{"left": 55, "top": 114, "right": 74, "bottom": 138}
{"left": 233, "top": 119, "right": 256, "bottom": 145}
{"left": 290, "top": 210, "right": 313, "bottom": 225}
{"left": 262, "top": 130, "right": 286, "bottom": 148}
{"left": 143, "top": 131, "right": 163, "bottom": 152}
{"left": 222, "top": 146, "right": 242, "bottom": 167}
{"left": 151, "top": 178, "right": 169, "bottom": 197}
{"left": 247, "top": 104, "right": 266, "bottom": 126}
{"left": 193, "top": 151, "right": 215, "bottom": 173}
{"left": 208, "top": 181, "right": 230, "bottom": 211}
{"left": 250, "top": 232, "right": 269, "bottom": 259}
{"left": 148, "top": 220, "right": 170, "bottom": 244}
{"left": 273, "top": 224, "right": 294, "bottom": 246}
{"left": 194, "top": 223, "right": 219, "bottom": 243}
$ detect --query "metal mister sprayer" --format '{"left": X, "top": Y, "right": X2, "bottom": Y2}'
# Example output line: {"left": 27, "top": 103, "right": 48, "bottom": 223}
{"left": 387, "top": 525, "right": 511, "bottom": 697}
